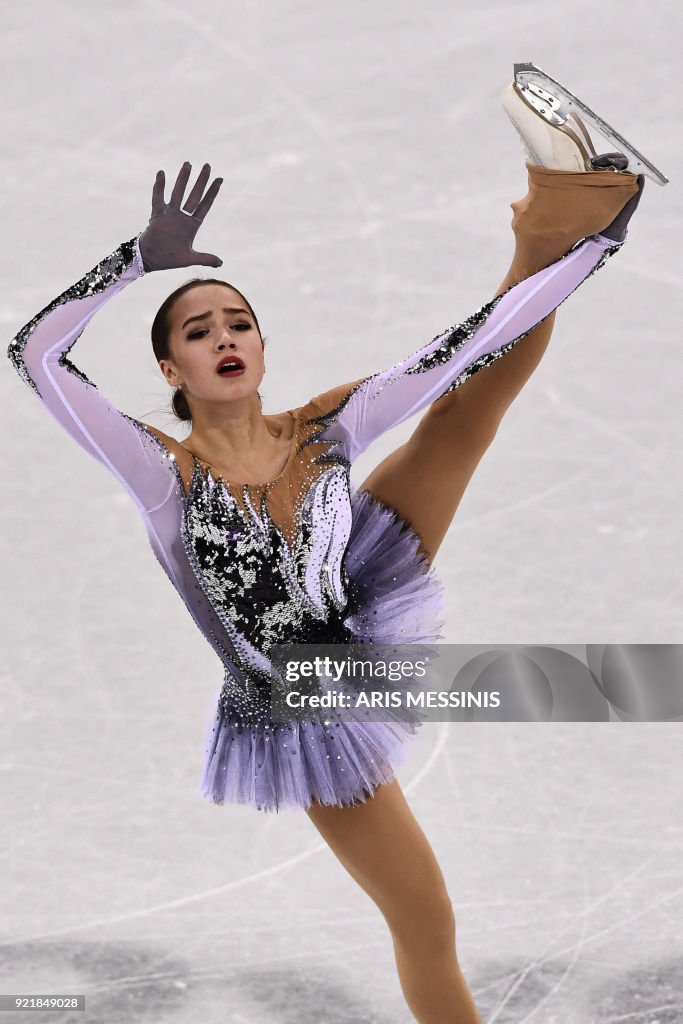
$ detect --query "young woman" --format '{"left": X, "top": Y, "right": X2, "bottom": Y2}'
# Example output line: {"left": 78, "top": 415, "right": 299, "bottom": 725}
{"left": 8, "top": 65, "right": 659, "bottom": 1023}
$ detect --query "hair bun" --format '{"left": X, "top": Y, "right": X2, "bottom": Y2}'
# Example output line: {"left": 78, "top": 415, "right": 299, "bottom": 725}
{"left": 172, "top": 387, "right": 192, "bottom": 422}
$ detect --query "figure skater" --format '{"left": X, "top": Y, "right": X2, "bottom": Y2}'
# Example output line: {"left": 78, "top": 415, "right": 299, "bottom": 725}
{"left": 8, "top": 64, "right": 665, "bottom": 1024}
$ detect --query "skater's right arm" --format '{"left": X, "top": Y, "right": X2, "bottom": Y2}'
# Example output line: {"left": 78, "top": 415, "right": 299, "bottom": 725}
{"left": 7, "top": 237, "right": 179, "bottom": 516}
{"left": 6, "top": 162, "right": 224, "bottom": 516}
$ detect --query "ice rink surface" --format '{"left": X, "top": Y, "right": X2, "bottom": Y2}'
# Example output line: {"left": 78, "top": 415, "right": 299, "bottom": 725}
{"left": 1, "top": 1, "right": 682, "bottom": 1021}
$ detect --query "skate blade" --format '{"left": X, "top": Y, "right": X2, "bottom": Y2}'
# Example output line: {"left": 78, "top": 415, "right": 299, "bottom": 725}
{"left": 513, "top": 62, "right": 670, "bottom": 185}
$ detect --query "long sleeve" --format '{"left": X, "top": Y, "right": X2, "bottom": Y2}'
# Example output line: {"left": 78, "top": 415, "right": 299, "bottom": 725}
{"left": 307, "top": 232, "right": 624, "bottom": 462}
{"left": 7, "top": 235, "right": 177, "bottom": 515}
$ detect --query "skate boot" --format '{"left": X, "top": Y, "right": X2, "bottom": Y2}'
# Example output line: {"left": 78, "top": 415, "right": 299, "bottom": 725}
{"left": 501, "top": 62, "right": 669, "bottom": 185}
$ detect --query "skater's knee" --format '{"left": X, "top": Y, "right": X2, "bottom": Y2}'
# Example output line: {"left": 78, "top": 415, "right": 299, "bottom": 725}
{"left": 383, "top": 886, "right": 457, "bottom": 956}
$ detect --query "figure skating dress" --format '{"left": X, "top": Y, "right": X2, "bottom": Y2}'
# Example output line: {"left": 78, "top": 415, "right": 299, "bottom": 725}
{"left": 7, "top": 229, "right": 623, "bottom": 811}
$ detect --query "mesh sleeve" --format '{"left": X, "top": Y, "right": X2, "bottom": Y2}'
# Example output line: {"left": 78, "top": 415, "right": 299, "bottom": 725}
{"left": 7, "top": 235, "right": 177, "bottom": 515}
{"left": 312, "top": 233, "right": 624, "bottom": 462}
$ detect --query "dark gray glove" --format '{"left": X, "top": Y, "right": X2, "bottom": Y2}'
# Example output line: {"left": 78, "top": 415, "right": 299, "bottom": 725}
{"left": 590, "top": 153, "right": 645, "bottom": 242}
{"left": 138, "top": 161, "right": 224, "bottom": 272}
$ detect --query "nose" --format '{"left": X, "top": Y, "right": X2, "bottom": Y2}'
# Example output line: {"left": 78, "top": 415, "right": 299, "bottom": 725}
{"left": 216, "top": 330, "right": 237, "bottom": 350}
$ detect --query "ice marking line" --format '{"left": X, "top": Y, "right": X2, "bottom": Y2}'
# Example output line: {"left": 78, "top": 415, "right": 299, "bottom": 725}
{"left": 543, "top": 385, "right": 650, "bottom": 455}
{"left": 0, "top": 727, "right": 448, "bottom": 945}
{"left": 488, "top": 782, "right": 599, "bottom": 1022}
{"left": 515, "top": 796, "right": 595, "bottom": 1023}
{"left": 523, "top": 875, "right": 683, "bottom": 968}
{"left": 0, "top": 844, "right": 340, "bottom": 947}
{"left": 490, "top": 855, "right": 665, "bottom": 1022}
{"left": 601, "top": 1004, "right": 683, "bottom": 1023}
{"left": 453, "top": 466, "right": 594, "bottom": 532}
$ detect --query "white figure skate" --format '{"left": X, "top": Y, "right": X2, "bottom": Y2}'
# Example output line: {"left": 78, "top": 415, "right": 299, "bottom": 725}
{"left": 501, "top": 62, "right": 669, "bottom": 185}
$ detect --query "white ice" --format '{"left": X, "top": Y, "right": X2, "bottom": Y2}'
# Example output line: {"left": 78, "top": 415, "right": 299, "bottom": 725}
{"left": 1, "top": 1, "right": 682, "bottom": 1021}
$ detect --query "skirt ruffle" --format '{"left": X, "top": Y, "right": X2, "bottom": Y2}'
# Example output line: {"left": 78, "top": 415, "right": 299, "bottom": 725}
{"left": 199, "top": 488, "right": 446, "bottom": 813}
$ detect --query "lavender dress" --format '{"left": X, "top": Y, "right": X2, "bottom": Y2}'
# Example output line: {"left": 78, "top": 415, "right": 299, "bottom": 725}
{"left": 7, "top": 230, "right": 622, "bottom": 812}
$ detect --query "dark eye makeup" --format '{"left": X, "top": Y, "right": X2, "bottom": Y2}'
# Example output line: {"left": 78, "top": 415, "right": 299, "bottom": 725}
{"left": 187, "top": 323, "right": 251, "bottom": 340}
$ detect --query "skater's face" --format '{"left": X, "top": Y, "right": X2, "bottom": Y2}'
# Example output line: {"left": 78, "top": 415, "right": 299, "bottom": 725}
{"left": 160, "top": 284, "right": 265, "bottom": 408}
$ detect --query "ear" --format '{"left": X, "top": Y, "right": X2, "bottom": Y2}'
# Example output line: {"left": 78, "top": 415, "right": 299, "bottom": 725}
{"left": 158, "top": 359, "right": 181, "bottom": 388}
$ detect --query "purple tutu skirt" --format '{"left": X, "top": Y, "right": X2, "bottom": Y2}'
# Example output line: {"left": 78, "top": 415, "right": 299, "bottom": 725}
{"left": 199, "top": 488, "right": 446, "bottom": 813}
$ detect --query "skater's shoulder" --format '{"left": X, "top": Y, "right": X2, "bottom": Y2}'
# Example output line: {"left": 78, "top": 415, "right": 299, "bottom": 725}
{"left": 295, "top": 377, "right": 368, "bottom": 423}
{"left": 135, "top": 421, "right": 195, "bottom": 493}
{"left": 136, "top": 421, "right": 183, "bottom": 457}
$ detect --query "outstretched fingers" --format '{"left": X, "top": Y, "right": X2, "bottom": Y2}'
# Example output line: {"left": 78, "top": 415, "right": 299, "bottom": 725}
{"left": 169, "top": 161, "right": 192, "bottom": 210}
{"left": 183, "top": 162, "right": 212, "bottom": 214}
{"left": 151, "top": 170, "right": 166, "bottom": 216}
{"left": 192, "top": 175, "right": 224, "bottom": 222}
{"left": 151, "top": 161, "right": 223, "bottom": 220}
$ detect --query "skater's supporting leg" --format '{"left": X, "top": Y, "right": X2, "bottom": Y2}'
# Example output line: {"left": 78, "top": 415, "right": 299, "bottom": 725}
{"left": 307, "top": 778, "right": 485, "bottom": 1024}
{"left": 358, "top": 163, "right": 639, "bottom": 564}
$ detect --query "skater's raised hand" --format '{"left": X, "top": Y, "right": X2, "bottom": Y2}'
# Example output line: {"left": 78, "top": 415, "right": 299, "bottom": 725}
{"left": 138, "top": 162, "right": 224, "bottom": 272}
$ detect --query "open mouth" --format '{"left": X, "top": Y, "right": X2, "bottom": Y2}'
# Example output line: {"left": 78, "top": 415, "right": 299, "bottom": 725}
{"left": 216, "top": 358, "right": 245, "bottom": 376}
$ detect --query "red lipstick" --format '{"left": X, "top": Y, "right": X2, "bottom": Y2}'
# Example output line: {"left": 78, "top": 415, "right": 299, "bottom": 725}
{"left": 216, "top": 355, "right": 245, "bottom": 376}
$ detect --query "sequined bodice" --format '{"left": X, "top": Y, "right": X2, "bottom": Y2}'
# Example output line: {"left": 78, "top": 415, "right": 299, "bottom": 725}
{"left": 178, "top": 444, "right": 357, "bottom": 656}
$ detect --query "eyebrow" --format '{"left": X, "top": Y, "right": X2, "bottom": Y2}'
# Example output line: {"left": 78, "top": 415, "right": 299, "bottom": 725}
{"left": 182, "top": 307, "right": 253, "bottom": 330}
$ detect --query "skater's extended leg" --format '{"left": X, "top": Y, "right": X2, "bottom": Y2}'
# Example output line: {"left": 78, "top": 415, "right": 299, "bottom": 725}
{"left": 359, "top": 163, "right": 639, "bottom": 563}
{"left": 307, "top": 778, "right": 484, "bottom": 1024}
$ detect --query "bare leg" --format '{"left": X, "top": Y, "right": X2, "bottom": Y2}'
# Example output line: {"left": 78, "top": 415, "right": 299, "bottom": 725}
{"left": 307, "top": 777, "right": 484, "bottom": 1023}
{"left": 359, "top": 162, "right": 640, "bottom": 563}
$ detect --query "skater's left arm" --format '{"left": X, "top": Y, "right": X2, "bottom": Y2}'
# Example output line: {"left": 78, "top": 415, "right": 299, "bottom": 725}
{"left": 309, "top": 233, "right": 623, "bottom": 460}
{"left": 433, "top": 174, "right": 647, "bottom": 438}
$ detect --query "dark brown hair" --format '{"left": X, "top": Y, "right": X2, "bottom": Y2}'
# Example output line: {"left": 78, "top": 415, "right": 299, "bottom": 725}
{"left": 151, "top": 278, "right": 265, "bottom": 422}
